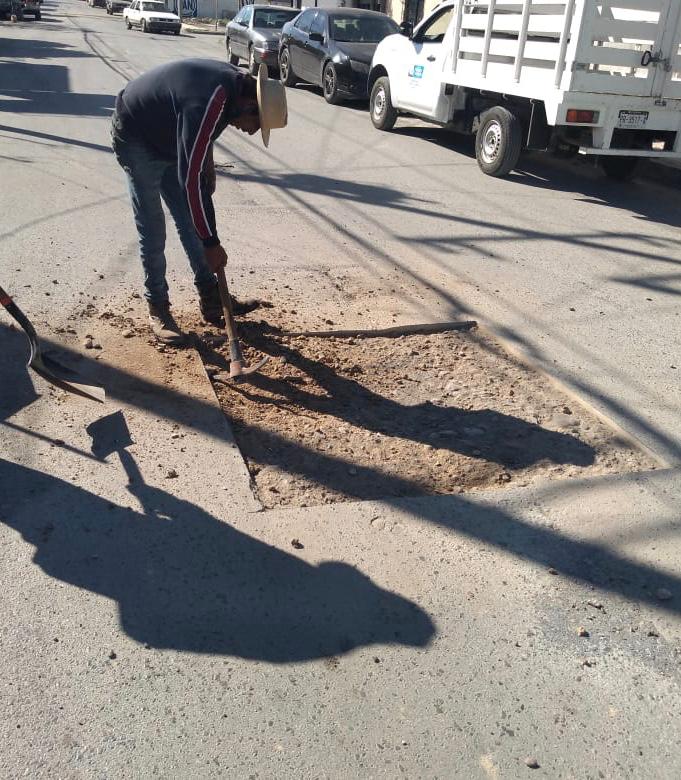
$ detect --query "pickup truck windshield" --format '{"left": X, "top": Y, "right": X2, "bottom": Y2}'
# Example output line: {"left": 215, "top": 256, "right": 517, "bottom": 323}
{"left": 330, "top": 15, "right": 398, "bottom": 43}
{"left": 253, "top": 9, "right": 298, "bottom": 28}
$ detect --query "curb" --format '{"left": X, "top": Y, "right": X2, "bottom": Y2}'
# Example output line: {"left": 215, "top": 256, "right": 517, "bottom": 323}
{"left": 181, "top": 22, "right": 223, "bottom": 35}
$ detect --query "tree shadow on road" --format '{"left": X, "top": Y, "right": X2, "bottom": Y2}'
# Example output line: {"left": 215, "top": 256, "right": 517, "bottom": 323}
{"left": 0, "top": 62, "right": 115, "bottom": 117}
{"left": 0, "top": 38, "right": 93, "bottom": 59}
{"left": 0, "top": 446, "right": 435, "bottom": 661}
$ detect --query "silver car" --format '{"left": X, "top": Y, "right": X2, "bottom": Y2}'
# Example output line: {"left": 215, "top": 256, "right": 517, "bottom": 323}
{"left": 226, "top": 4, "right": 300, "bottom": 75}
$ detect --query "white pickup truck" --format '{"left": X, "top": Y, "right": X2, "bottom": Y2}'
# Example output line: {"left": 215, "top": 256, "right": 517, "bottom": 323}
{"left": 369, "top": 0, "right": 681, "bottom": 179}
{"left": 123, "top": 0, "right": 181, "bottom": 35}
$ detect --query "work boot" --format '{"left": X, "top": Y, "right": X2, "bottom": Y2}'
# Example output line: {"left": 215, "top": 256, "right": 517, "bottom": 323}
{"left": 198, "top": 281, "right": 263, "bottom": 326}
{"left": 148, "top": 301, "right": 188, "bottom": 347}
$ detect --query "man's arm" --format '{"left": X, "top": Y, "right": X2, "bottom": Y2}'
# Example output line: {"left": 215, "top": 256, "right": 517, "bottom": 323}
{"left": 177, "top": 88, "right": 227, "bottom": 261}
{"left": 204, "top": 144, "right": 216, "bottom": 196}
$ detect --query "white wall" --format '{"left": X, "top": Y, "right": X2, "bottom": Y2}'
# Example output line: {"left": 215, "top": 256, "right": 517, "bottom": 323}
{"left": 178, "top": 0, "right": 238, "bottom": 18}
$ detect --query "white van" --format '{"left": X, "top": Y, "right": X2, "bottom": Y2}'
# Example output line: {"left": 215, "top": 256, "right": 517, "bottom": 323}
{"left": 369, "top": 0, "right": 681, "bottom": 178}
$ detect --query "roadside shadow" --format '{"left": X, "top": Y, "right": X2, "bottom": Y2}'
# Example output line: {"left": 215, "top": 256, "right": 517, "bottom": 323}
{"left": 511, "top": 155, "right": 681, "bottom": 230}
{"left": 606, "top": 271, "right": 681, "bottom": 298}
{"left": 0, "top": 322, "right": 39, "bottom": 420}
{"left": 392, "top": 124, "right": 475, "bottom": 157}
{"left": 0, "top": 123, "right": 113, "bottom": 154}
{"left": 0, "top": 62, "right": 114, "bottom": 117}
{"left": 0, "top": 38, "right": 92, "bottom": 59}
{"left": 219, "top": 169, "right": 437, "bottom": 209}
{"left": 0, "top": 453, "right": 435, "bottom": 660}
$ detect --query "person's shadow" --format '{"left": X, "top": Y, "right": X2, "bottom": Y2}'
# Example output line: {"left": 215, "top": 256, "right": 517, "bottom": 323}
{"left": 0, "top": 451, "right": 435, "bottom": 661}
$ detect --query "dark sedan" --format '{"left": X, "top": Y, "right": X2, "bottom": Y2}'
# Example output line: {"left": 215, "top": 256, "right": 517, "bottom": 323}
{"left": 279, "top": 8, "right": 399, "bottom": 104}
{"left": 226, "top": 4, "right": 301, "bottom": 76}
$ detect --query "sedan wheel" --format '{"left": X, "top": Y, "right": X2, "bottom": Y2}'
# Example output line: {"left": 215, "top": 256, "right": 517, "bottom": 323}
{"left": 142, "top": 19, "right": 148, "bottom": 32}
{"left": 279, "top": 47, "right": 296, "bottom": 87}
{"left": 248, "top": 47, "right": 258, "bottom": 76}
{"left": 126, "top": 18, "right": 131, "bottom": 28}
{"left": 323, "top": 62, "right": 341, "bottom": 105}
{"left": 226, "top": 40, "right": 239, "bottom": 66}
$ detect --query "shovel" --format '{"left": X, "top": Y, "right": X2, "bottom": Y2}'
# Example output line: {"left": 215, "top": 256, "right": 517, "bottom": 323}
{"left": 1, "top": 285, "right": 105, "bottom": 403}
{"left": 215, "top": 268, "right": 269, "bottom": 381}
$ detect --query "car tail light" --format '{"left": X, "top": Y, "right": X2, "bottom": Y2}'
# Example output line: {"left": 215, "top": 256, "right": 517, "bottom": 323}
{"left": 566, "top": 109, "right": 599, "bottom": 124}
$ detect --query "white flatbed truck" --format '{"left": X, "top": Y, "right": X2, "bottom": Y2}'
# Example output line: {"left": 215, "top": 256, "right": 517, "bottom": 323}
{"left": 368, "top": 0, "right": 681, "bottom": 178}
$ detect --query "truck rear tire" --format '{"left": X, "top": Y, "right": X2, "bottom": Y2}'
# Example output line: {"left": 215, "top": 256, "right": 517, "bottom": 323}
{"left": 370, "top": 76, "right": 397, "bottom": 131}
{"left": 475, "top": 106, "right": 522, "bottom": 177}
{"left": 600, "top": 155, "right": 638, "bottom": 181}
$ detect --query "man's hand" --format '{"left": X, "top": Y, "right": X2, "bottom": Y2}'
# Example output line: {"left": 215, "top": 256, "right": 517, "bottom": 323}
{"left": 205, "top": 244, "right": 227, "bottom": 274}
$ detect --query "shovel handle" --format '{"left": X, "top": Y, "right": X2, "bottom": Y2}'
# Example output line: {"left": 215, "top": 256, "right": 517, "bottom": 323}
{"left": 215, "top": 269, "right": 238, "bottom": 342}
{"left": 0, "top": 284, "right": 40, "bottom": 354}
{"left": 215, "top": 268, "right": 247, "bottom": 370}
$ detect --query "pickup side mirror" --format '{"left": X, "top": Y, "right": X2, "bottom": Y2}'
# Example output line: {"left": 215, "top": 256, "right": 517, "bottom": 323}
{"left": 309, "top": 31, "right": 324, "bottom": 43}
{"left": 399, "top": 21, "right": 413, "bottom": 38}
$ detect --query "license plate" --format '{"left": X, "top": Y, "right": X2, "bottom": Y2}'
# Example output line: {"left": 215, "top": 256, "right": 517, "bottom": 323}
{"left": 618, "top": 110, "right": 649, "bottom": 129}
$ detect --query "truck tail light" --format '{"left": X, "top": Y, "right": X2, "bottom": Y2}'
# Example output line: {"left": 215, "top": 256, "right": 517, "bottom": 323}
{"left": 566, "top": 109, "right": 598, "bottom": 124}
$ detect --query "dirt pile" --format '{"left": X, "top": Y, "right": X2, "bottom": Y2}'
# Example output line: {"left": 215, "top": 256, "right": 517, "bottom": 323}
{"left": 194, "top": 317, "right": 659, "bottom": 508}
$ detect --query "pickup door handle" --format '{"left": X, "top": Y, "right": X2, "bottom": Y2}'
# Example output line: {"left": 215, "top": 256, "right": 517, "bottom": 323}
{"left": 426, "top": 55, "right": 436, "bottom": 62}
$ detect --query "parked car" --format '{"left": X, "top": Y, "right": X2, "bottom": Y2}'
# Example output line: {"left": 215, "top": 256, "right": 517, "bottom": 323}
{"left": 279, "top": 8, "right": 399, "bottom": 104}
{"left": 0, "top": 0, "right": 40, "bottom": 19}
{"left": 106, "top": 0, "right": 130, "bottom": 13}
{"left": 226, "top": 5, "right": 300, "bottom": 76}
{"left": 87, "top": 0, "right": 106, "bottom": 8}
{"left": 123, "top": 0, "right": 181, "bottom": 34}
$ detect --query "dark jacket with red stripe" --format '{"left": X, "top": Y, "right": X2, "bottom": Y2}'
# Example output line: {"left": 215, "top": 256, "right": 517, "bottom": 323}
{"left": 114, "top": 59, "right": 247, "bottom": 247}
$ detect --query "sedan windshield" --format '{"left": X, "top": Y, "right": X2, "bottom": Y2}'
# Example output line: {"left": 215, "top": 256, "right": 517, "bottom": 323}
{"left": 330, "top": 15, "right": 398, "bottom": 43}
{"left": 253, "top": 9, "right": 299, "bottom": 28}
{"left": 142, "top": 1, "right": 166, "bottom": 10}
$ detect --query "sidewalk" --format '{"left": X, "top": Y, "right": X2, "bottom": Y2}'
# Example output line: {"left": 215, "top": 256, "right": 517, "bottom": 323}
{"left": 181, "top": 20, "right": 225, "bottom": 35}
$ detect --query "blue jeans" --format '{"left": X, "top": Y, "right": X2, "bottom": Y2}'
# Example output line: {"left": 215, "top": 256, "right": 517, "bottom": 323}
{"left": 112, "top": 133, "right": 216, "bottom": 305}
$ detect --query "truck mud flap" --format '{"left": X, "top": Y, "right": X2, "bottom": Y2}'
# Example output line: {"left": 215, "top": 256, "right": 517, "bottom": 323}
{"left": 527, "top": 101, "right": 550, "bottom": 151}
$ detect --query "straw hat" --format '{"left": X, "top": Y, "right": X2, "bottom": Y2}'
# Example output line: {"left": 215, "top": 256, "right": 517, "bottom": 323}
{"left": 256, "top": 64, "right": 288, "bottom": 147}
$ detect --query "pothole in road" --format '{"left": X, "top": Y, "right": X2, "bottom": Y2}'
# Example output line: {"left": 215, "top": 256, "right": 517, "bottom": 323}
{"left": 193, "top": 314, "right": 660, "bottom": 509}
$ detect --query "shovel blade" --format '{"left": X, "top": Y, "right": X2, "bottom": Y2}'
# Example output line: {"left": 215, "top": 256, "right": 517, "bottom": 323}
{"left": 31, "top": 352, "right": 105, "bottom": 404}
{"left": 228, "top": 354, "right": 270, "bottom": 383}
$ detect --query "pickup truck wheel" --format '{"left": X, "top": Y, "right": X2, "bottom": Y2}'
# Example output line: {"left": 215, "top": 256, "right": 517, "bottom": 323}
{"left": 370, "top": 76, "right": 397, "bottom": 131}
{"left": 600, "top": 155, "right": 638, "bottom": 181}
{"left": 279, "top": 47, "right": 296, "bottom": 87}
{"left": 322, "top": 63, "right": 341, "bottom": 104}
{"left": 226, "top": 40, "right": 239, "bottom": 66}
{"left": 475, "top": 106, "right": 522, "bottom": 177}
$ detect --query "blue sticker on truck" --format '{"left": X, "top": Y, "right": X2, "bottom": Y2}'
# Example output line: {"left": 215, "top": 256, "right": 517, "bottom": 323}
{"left": 408, "top": 65, "right": 424, "bottom": 79}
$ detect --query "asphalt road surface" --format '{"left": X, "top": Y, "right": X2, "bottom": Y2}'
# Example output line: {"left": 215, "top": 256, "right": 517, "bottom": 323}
{"left": 2, "top": 1, "right": 681, "bottom": 777}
